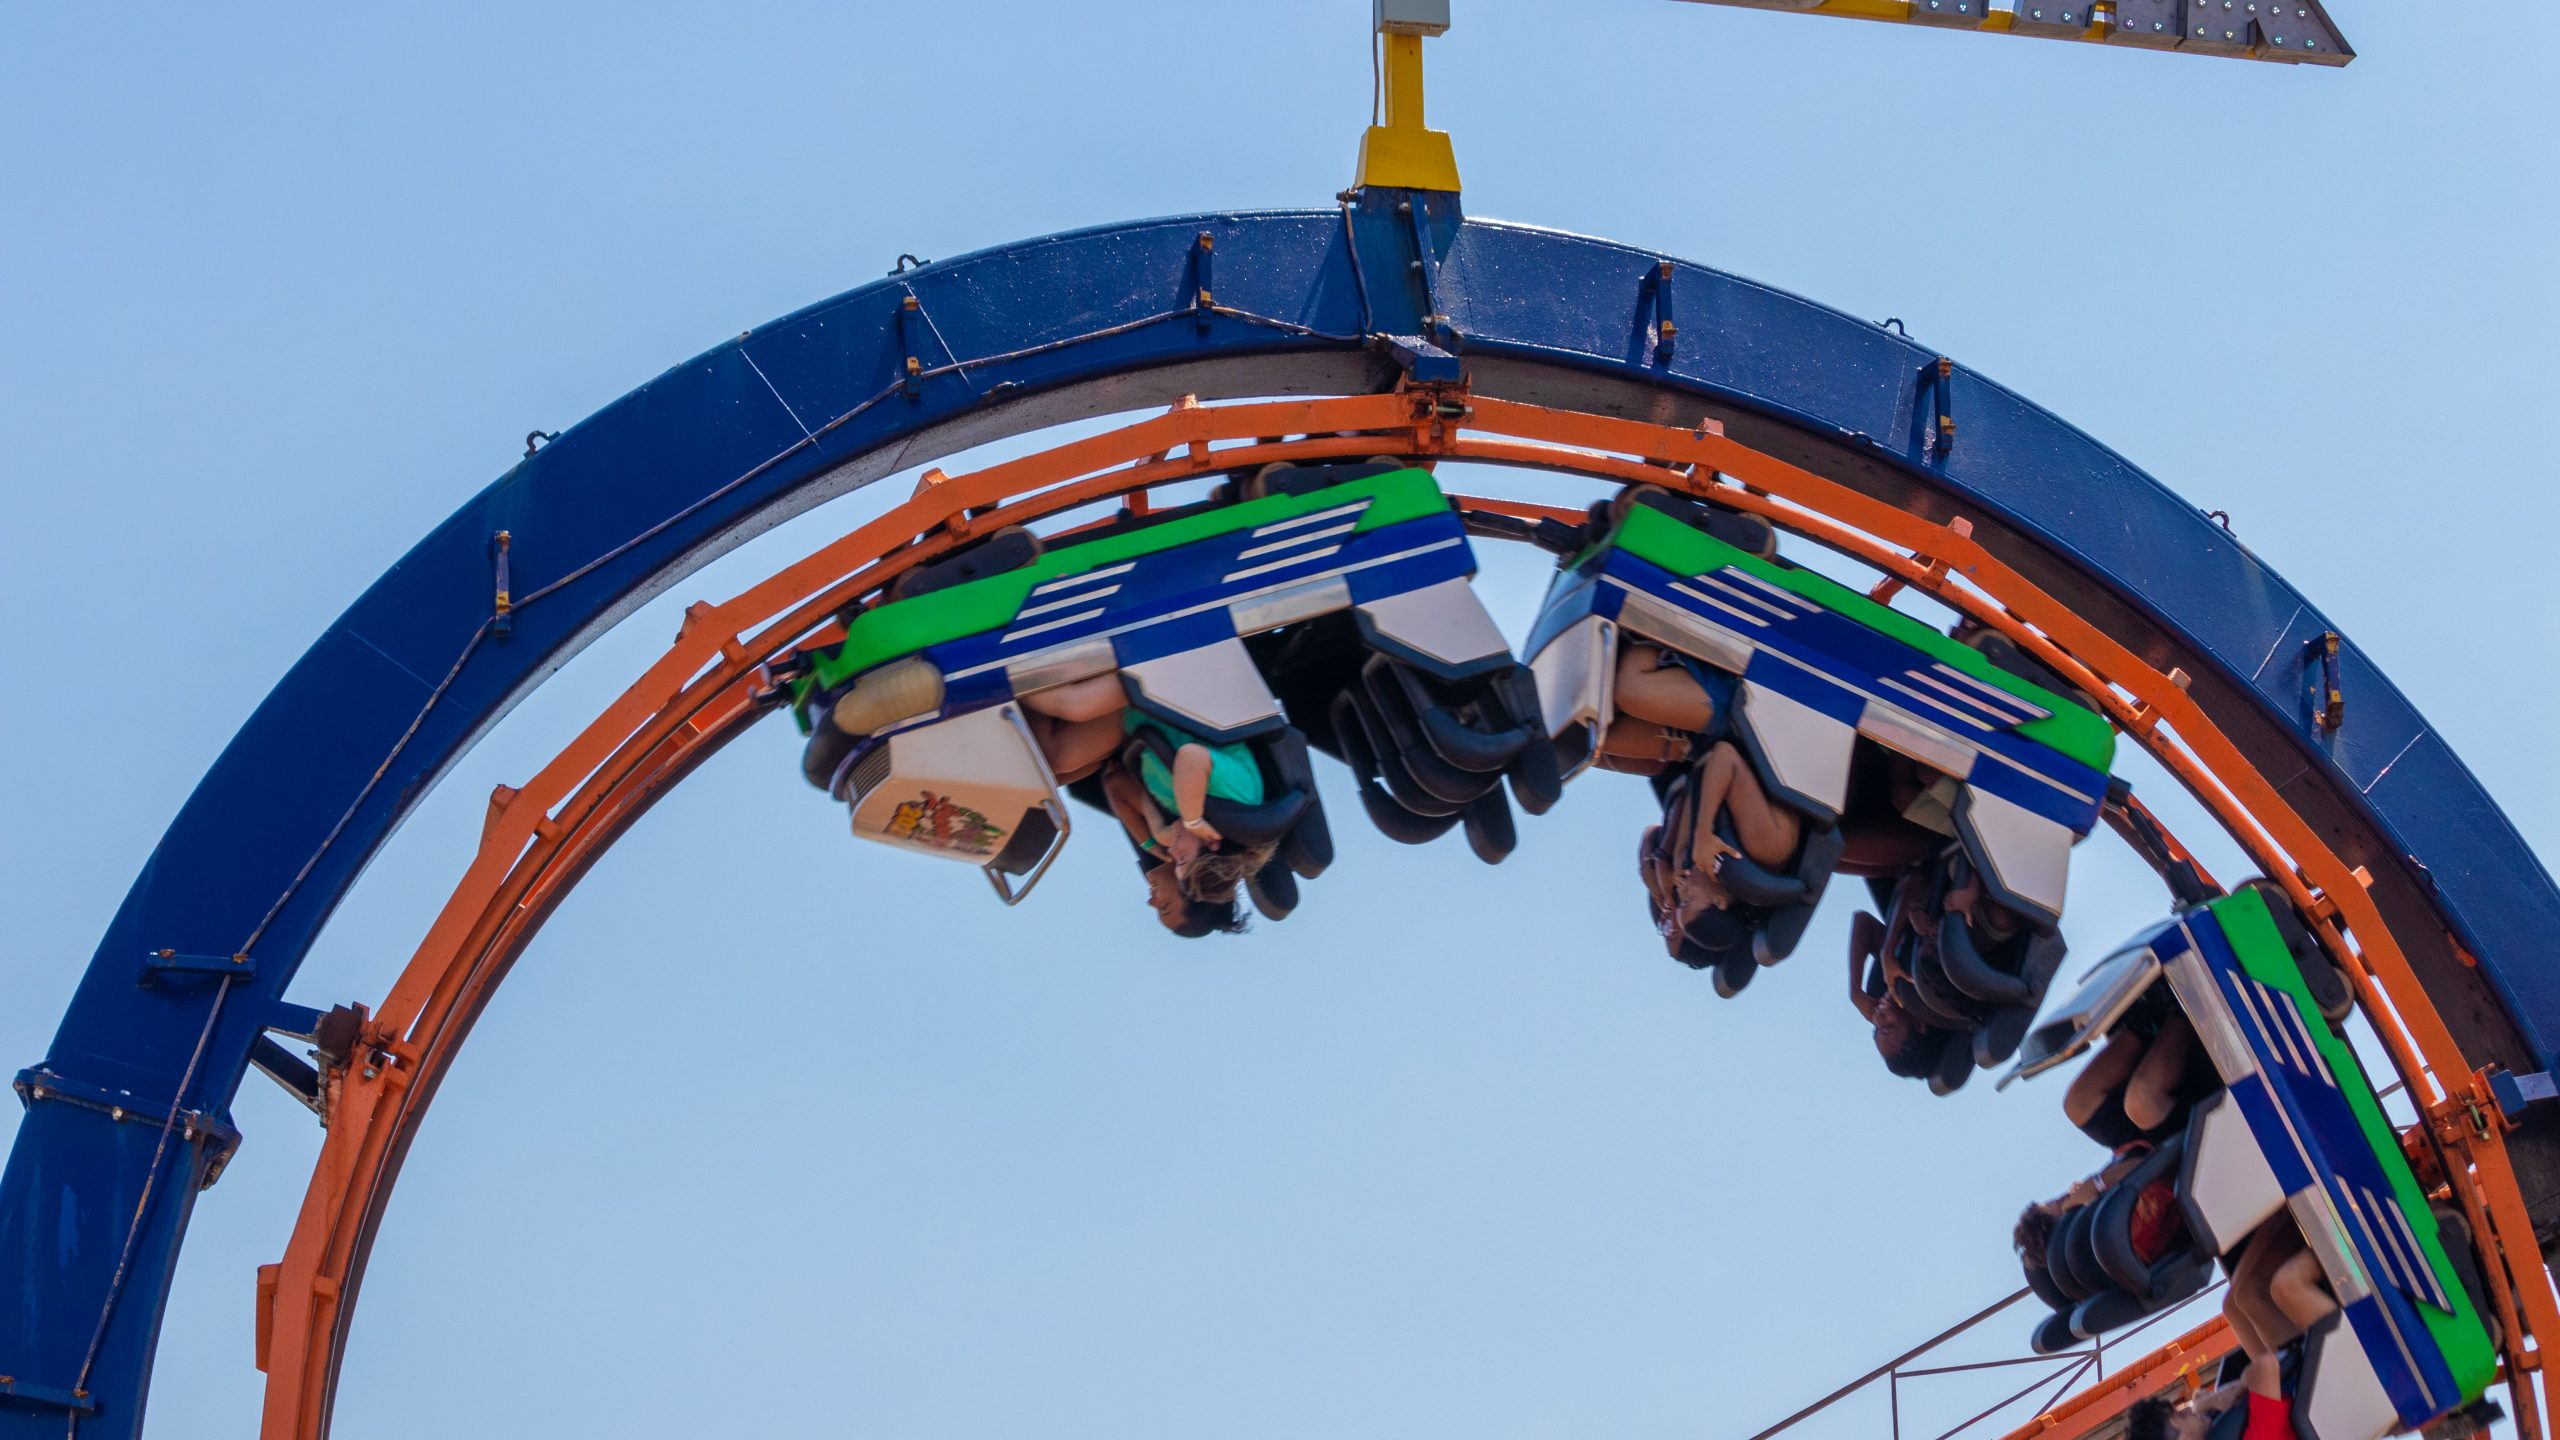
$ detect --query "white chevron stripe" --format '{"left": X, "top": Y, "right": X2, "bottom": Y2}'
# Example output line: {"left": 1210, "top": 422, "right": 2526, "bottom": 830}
{"left": 1029, "top": 561, "right": 1137, "bottom": 597}
{"left": 1695, "top": 571, "right": 1799, "bottom": 619}
{"left": 1013, "top": 585, "right": 1122, "bottom": 621}
{"left": 1235, "top": 521, "right": 1358, "bottom": 561}
{"left": 1930, "top": 662, "right": 2051, "bottom": 719}
{"left": 2377, "top": 1194, "right": 2448, "bottom": 1308}
{"left": 1724, "top": 569, "right": 1805, "bottom": 606}
{"left": 1909, "top": 669, "right": 2041, "bottom": 723}
{"left": 2230, "top": 977, "right": 2302, "bottom": 1077}
{"left": 2340, "top": 1185, "right": 2405, "bottom": 1295}
{"left": 1223, "top": 544, "right": 1344, "bottom": 585}
{"left": 2273, "top": 996, "right": 2338, "bottom": 1091}
{"left": 1000, "top": 607, "right": 1108, "bottom": 644}
{"left": 1252, "top": 500, "right": 1369, "bottom": 537}
{"left": 1879, "top": 677, "right": 1995, "bottom": 732}
{"left": 1669, "top": 581, "right": 1772, "bottom": 629}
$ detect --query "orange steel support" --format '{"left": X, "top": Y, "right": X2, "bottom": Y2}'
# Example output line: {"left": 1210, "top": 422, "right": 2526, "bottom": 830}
{"left": 255, "top": 389, "right": 2556, "bottom": 1440}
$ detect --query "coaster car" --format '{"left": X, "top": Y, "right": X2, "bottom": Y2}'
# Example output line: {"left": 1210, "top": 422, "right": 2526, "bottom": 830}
{"left": 1236, "top": 464, "right": 1557, "bottom": 866}
{"left": 784, "top": 460, "right": 1516, "bottom": 899}
{"left": 1524, "top": 487, "right": 2113, "bottom": 1005}
{"left": 2010, "top": 887, "right": 2498, "bottom": 1440}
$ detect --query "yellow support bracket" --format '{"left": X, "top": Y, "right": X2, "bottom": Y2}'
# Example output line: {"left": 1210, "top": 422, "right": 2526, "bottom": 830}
{"left": 1355, "top": 28, "right": 1460, "bottom": 192}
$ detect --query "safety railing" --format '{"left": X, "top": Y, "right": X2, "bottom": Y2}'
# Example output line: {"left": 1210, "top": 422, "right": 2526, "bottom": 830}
{"left": 1745, "top": 1286, "right": 2235, "bottom": 1440}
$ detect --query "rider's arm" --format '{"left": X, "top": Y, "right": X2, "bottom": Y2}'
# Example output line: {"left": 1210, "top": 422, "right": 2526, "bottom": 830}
{"left": 1101, "top": 766, "right": 1169, "bottom": 850}
{"left": 1172, "top": 743, "right": 1215, "bottom": 831}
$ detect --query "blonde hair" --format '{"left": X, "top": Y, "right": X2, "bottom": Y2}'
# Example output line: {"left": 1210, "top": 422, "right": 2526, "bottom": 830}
{"left": 1178, "top": 842, "right": 1278, "bottom": 906}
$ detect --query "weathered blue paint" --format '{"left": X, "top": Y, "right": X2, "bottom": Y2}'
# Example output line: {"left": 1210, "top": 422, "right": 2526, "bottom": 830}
{"left": 5, "top": 189, "right": 2552, "bottom": 1434}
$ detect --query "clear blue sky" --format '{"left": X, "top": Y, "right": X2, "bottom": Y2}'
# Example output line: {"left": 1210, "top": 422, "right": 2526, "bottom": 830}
{"left": 5, "top": 3, "right": 2555, "bottom": 1436}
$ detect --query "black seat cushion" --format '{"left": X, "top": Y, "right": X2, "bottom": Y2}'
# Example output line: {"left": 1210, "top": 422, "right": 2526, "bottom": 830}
{"left": 1248, "top": 863, "right": 1299, "bottom": 921}
{"left": 1935, "top": 909, "right": 2039, "bottom": 1007}
{"left": 1360, "top": 658, "right": 1507, "bottom": 806}
{"left": 2048, "top": 1202, "right": 2103, "bottom": 1302}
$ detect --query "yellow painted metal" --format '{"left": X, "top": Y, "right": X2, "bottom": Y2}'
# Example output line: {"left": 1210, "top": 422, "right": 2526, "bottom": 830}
{"left": 1354, "top": 31, "right": 1460, "bottom": 192}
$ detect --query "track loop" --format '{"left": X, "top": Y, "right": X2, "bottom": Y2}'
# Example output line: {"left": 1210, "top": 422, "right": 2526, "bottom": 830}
{"left": 258, "top": 390, "right": 2557, "bottom": 1440}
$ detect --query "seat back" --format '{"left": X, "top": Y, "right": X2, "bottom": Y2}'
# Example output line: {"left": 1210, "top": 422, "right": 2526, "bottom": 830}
{"left": 839, "top": 704, "right": 1071, "bottom": 905}
{"left": 1265, "top": 610, "right": 1553, "bottom": 860}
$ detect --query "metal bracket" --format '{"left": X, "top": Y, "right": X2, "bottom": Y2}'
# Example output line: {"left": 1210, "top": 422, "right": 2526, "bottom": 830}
{"left": 1645, "top": 261, "right": 1677, "bottom": 363}
{"left": 1377, "top": 332, "right": 1462, "bottom": 385}
{"left": 264, "top": 1000, "right": 329, "bottom": 1041}
{"left": 250, "top": 1002, "right": 368, "bottom": 1119}
{"left": 491, "top": 529, "right": 514, "bottom": 638}
{"left": 1398, "top": 195, "right": 1453, "bottom": 347}
{"left": 2489, "top": 1068, "right": 2557, "bottom": 1124}
{"left": 895, "top": 289, "right": 926, "bottom": 397}
{"left": 250, "top": 1036, "right": 325, "bottom": 1117}
{"left": 1191, "top": 231, "right": 1215, "bottom": 333}
{"left": 140, "top": 948, "right": 256, "bottom": 984}
{"left": 1915, "top": 356, "right": 1957, "bottom": 461}
{"left": 2426, "top": 1082, "right": 2498, "bottom": 1145}
{"left": 2309, "top": 631, "right": 2344, "bottom": 733}
{"left": 13, "top": 1067, "right": 243, "bottom": 1187}
{"left": 0, "top": 1376, "right": 97, "bottom": 1415}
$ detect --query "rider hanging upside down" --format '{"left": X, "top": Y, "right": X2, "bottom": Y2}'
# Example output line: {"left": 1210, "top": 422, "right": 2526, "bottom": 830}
{"left": 1020, "top": 672, "right": 1275, "bottom": 937}
{"left": 2223, "top": 1214, "right": 2340, "bottom": 1372}
{"left": 1604, "top": 641, "right": 1803, "bottom": 933}
{"left": 2064, "top": 1010, "right": 2211, "bottom": 1153}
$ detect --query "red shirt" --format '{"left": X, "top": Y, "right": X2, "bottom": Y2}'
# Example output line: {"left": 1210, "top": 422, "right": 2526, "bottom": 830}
{"left": 2242, "top": 1391, "right": 2294, "bottom": 1440}
{"left": 2129, "top": 1180, "right": 2188, "bottom": 1263}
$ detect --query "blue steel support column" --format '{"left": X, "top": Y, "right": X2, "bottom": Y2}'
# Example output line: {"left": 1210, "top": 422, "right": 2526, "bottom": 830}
{"left": 4, "top": 198, "right": 2553, "bottom": 1435}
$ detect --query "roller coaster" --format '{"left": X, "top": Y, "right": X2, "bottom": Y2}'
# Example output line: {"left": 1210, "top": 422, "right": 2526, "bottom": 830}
{"left": 8, "top": 4, "right": 2557, "bottom": 1438}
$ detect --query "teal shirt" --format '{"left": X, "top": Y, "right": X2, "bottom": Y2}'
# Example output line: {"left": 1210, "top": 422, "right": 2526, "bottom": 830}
{"left": 1124, "top": 711, "right": 1264, "bottom": 813}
